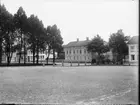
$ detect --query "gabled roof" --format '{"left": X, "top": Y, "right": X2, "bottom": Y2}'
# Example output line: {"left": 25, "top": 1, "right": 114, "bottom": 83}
{"left": 63, "top": 40, "right": 91, "bottom": 48}
{"left": 127, "top": 36, "right": 139, "bottom": 44}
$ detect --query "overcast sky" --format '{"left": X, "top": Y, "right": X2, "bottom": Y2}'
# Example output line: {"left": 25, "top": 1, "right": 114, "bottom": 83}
{"left": 1, "top": 0, "right": 138, "bottom": 44}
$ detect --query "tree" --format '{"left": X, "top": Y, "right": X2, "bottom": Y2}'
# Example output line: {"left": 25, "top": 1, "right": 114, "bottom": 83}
{"left": 14, "top": 6, "right": 28, "bottom": 64}
{"left": 87, "top": 34, "right": 109, "bottom": 64}
{"left": 45, "top": 25, "right": 63, "bottom": 64}
{"left": 109, "top": 29, "right": 129, "bottom": 64}
{"left": 0, "top": 4, "right": 17, "bottom": 65}
{"left": 27, "top": 15, "right": 45, "bottom": 64}
{"left": 0, "top": 4, "right": 8, "bottom": 64}
{"left": 45, "top": 26, "right": 52, "bottom": 64}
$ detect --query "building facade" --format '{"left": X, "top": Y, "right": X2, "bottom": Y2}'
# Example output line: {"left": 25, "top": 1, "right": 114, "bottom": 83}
{"left": 127, "top": 36, "right": 139, "bottom": 64}
{"left": 63, "top": 38, "right": 113, "bottom": 63}
{"left": 2, "top": 48, "right": 55, "bottom": 63}
{"left": 63, "top": 38, "right": 92, "bottom": 62}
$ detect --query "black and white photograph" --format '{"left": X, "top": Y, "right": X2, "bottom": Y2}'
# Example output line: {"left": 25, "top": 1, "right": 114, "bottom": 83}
{"left": 0, "top": 0, "right": 138, "bottom": 104}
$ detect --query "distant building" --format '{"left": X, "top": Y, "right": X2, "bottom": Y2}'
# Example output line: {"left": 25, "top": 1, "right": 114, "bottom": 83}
{"left": 63, "top": 37, "right": 113, "bottom": 63}
{"left": 127, "top": 36, "right": 139, "bottom": 64}
{"left": 2, "top": 48, "right": 56, "bottom": 63}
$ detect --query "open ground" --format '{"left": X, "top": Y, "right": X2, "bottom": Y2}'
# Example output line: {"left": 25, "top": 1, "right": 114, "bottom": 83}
{"left": 0, "top": 66, "right": 138, "bottom": 104}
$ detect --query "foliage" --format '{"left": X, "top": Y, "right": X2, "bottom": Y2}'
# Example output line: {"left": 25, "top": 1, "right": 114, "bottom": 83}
{"left": 109, "top": 29, "right": 129, "bottom": 64}
{"left": 45, "top": 25, "right": 63, "bottom": 64}
{"left": 87, "top": 34, "right": 109, "bottom": 64}
{"left": 13, "top": 6, "right": 28, "bottom": 64}
{"left": 0, "top": 4, "right": 17, "bottom": 65}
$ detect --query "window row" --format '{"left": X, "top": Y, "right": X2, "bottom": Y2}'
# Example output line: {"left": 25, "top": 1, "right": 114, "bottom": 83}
{"left": 66, "top": 56, "right": 90, "bottom": 60}
{"left": 66, "top": 49, "right": 88, "bottom": 54}
{"left": 28, "top": 55, "right": 44, "bottom": 60}
{"left": 28, "top": 51, "right": 45, "bottom": 54}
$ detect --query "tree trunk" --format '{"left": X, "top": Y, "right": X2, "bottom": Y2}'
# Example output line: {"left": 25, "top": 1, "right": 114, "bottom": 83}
{"left": 36, "top": 46, "right": 39, "bottom": 64}
{"left": 97, "top": 53, "right": 101, "bottom": 65}
{"left": 7, "top": 43, "right": 10, "bottom": 66}
{"left": 7, "top": 56, "right": 10, "bottom": 66}
{"left": 24, "top": 35, "right": 26, "bottom": 64}
{"left": 19, "top": 32, "right": 23, "bottom": 65}
{"left": 33, "top": 47, "right": 35, "bottom": 64}
{"left": 46, "top": 48, "right": 50, "bottom": 65}
{"left": 53, "top": 49, "right": 55, "bottom": 65}
{"left": 0, "top": 38, "right": 2, "bottom": 65}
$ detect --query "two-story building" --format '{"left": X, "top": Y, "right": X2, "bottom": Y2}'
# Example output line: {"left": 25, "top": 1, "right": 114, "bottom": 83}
{"left": 63, "top": 38, "right": 92, "bottom": 62}
{"left": 2, "top": 48, "right": 55, "bottom": 63}
{"left": 127, "top": 36, "right": 139, "bottom": 65}
{"left": 63, "top": 37, "right": 113, "bottom": 63}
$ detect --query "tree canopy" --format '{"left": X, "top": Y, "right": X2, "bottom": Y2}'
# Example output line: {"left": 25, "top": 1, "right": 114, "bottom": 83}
{"left": 109, "top": 29, "right": 129, "bottom": 64}
{"left": 0, "top": 4, "right": 63, "bottom": 65}
{"left": 87, "top": 34, "right": 109, "bottom": 64}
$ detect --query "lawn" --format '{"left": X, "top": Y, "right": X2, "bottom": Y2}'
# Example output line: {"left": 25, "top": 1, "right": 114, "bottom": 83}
{"left": 0, "top": 66, "right": 138, "bottom": 104}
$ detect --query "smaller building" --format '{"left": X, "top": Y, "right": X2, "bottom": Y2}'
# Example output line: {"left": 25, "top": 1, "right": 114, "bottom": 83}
{"left": 127, "top": 36, "right": 139, "bottom": 64}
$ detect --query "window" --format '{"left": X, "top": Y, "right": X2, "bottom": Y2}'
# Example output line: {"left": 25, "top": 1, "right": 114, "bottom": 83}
{"left": 130, "top": 46, "right": 135, "bottom": 52}
{"left": 74, "top": 56, "right": 75, "bottom": 60}
{"left": 85, "top": 56, "right": 86, "bottom": 60}
{"left": 73, "top": 50, "right": 75, "bottom": 54}
{"left": 80, "top": 50, "right": 82, "bottom": 54}
{"left": 131, "top": 46, "right": 134, "bottom": 49}
{"left": 77, "top": 50, "right": 78, "bottom": 54}
{"left": 69, "top": 50, "right": 71, "bottom": 54}
{"left": 84, "top": 49, "right": 86, "bottom": 54}
{"left": 131, "top": 55, "right": 135, "bottom": 60}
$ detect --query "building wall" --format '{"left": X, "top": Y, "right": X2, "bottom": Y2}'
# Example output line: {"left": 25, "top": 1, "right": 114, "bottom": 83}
{"left": 64, "top": 46, "right": 92, "bottom": 62}
{"left": 128, "top": 44, "right": 138, "bottom": 63}
{"left": 2, "top": 49, "right": 55, "bottom": 63}
{"left": 27, "top": 50, "right": 47, "bottom": 62}
{"left": 64, "top": 46, "right": 113, "bottom": 63}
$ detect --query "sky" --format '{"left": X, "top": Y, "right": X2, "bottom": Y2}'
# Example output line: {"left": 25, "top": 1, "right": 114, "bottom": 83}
{"left": 1, "top": 0, "right": 138, "bottom": 44}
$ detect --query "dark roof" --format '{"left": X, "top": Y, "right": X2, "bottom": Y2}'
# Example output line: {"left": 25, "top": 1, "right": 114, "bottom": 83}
{"left": 63, "top": 40, "right": 91, "bottom": 48}
{"left": 127, "top": 36, "right": 139, "bottom": 44}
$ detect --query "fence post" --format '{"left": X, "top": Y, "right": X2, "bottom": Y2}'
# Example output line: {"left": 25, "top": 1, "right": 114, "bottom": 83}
{"left": 70, "top": 60, "right": 72, "bottom": 66}
{"left": 85, "top": 61, "right": 86, "bottom": 66}
{"left": 78, "top": 61, "right": 79, "bottom": 66}
{"left": 62, "top": 60, "right": 64, "bottom": 66}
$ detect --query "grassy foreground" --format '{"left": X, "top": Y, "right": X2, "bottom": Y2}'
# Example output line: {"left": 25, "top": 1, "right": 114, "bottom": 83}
{"left": 0, "top": 66, "right": 138, "bottom": 104}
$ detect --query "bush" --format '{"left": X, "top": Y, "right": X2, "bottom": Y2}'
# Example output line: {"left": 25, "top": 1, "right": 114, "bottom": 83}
{"left": 105, "top": 59, "right": 110, "bottom": 64}
{"left": 91, "top": 59, "right": 96, "bottom": 64}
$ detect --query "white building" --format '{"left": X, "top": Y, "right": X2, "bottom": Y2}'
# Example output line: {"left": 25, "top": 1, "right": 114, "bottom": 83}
{"left": 2, "top": 48, "right": 55, "bottom": 63}
{"left": 63, "top": 37, "right": 113, "bottom": 63}
{"left": 63, "top": 38, "right": 92, "bottom": 62}
{"left": 127, "top": 36, "right": 139, "bottom": 64}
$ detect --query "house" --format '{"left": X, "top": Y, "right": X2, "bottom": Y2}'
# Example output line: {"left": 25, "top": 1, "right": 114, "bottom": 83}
{"left": 127, "top": 36, "right": 139, "bottom": 64}
{"left": 2, "top": 48, "right": 56, "bottom": 63}
{"left": 63, "top": 37, "right": 113, "bottom": 63}
{"left": 63, "top": 37, "right": 92, "bottom": 63}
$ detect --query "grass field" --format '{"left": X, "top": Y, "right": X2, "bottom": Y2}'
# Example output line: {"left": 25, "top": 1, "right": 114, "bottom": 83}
{"left": 0, "top": 66, "right": 138, "bottom": 104}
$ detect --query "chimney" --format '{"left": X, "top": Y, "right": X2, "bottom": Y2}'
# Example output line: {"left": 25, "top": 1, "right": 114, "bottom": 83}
{"left": 77, "top": 38, "right": 79, "bottom": 42}
{"left": 86, "top": 37, "right": 89, "bottom": 41}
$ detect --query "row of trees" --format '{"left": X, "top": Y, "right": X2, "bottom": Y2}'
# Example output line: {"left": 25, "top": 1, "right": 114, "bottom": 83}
{"left": 0, "top": 4, "right": 63, "bottom": 65}
{"left": 87, "top": 29, "right": 130, "bottom": 64}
